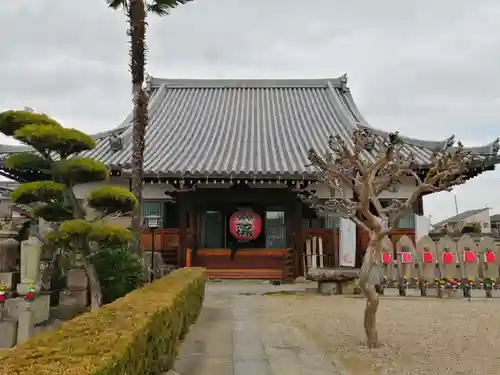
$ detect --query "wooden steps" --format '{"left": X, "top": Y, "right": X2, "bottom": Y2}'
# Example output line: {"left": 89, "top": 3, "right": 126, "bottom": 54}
{"left": 207, "top": 268, "right": 283, "bottom": 279}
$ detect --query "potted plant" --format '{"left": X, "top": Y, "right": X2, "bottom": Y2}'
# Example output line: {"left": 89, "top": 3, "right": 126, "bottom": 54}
{"left": 484, "top": 277, "right": 495, "bottom": 298}
{"left": 379, "top": 276, "right": 388, "bottom": 295}
{"left": 0, "top": 283, "right": 7, "bottom": 319}
{"left": 398, "top": 275, "right": 409, "bottom": 296}
{"left": 24, "top": 281, "right": 36, "bottom": 302}
{"left": 0, "top": 283, "right": 7, "bottom": 303}
{"left": 418, "top": 277, "right": 429, "bottom": 296}
{"left": 461, "top": 276, "right": 473, "bottom": 298}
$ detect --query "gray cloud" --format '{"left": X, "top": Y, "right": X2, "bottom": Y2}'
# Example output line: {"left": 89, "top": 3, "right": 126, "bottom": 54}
{"left": 0, "top": 0, "right": 499, "bottom": 222}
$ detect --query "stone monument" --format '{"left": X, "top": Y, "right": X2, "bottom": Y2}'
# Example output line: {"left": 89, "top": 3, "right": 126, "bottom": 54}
{"left": 0, "top": 227, "right": 20, "bottom": 290}
{"left": 17, "top": 224, "right": 43, "bottom": 295}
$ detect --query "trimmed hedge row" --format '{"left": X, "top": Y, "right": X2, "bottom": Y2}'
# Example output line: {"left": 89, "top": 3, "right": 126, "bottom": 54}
{"left": 0, "top": 267, "right": 207, "bottom": 375}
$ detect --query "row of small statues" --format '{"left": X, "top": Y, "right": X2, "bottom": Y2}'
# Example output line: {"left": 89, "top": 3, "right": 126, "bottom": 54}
{"left": 375, "top": 233, "right": 499, "bottom": 298}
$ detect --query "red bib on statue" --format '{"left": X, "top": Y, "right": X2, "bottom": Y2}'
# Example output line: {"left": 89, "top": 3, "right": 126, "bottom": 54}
{"left": 229, "top": 210, "right": 263, "bottom": 242}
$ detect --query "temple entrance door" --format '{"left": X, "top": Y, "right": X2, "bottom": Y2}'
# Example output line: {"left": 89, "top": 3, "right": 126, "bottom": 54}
{"left": 301, "top": 228, "right": 337, "bottom": 277}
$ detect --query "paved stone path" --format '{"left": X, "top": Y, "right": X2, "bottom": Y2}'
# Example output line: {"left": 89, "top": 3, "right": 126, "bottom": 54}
{"left": 174, "top": 281, "right": 347, "bottom": 375}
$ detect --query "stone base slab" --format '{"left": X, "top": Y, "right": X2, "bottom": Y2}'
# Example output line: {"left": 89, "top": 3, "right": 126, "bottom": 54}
{"left": 59, "top": 289, "right": 88, "bottom": 308}
{"left": 32, "top": 293, "right": 51, "bottom": 325}
{"left": 307, "top": 267, "right": 360, "bottom": 282}
{"left": 317, "top": 279, "right": 358, "bottom": 295}
{"left": 67, "top": 268, "right": 88, "bottom": 290}
{"left": 439, "top": 289, "right": 462, "bottom": 299}
{"left": 317, "top": 281, "right": 339, "bottom": 295}
{"left": 0, "top": 319, "right": 17, "bottom": 348}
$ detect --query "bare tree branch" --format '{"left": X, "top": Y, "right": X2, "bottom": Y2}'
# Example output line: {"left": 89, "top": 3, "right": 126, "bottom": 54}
{"left": 302, "top": 128, "right": 487, "bottom": 234}
{"left": 300, "top": 126, "right": 498, "bottom": 348}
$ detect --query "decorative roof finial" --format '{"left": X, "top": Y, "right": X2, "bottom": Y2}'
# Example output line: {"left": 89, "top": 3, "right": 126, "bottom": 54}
{"left": 109, "top": 133, "right": 123, "bottom": 152}
{"left": 339, "top": 73, "right": 349, "bottom": 93}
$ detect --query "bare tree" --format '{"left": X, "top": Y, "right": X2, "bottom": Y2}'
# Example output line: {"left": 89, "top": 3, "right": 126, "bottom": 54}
{"left": 302, "top": 128, "right": 491, "bottom": 348}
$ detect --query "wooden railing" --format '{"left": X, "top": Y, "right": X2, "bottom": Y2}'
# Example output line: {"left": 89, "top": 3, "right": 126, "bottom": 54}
{"left": 140, "top": 229, "right": 186, "bottom": 266}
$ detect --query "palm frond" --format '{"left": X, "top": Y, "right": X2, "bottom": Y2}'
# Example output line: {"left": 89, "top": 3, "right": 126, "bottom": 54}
{"left": 107, "top": 0, "right": 128, "bottom": 11}
{"left": 147, "top": 0, "right": 194, "bottom": 16}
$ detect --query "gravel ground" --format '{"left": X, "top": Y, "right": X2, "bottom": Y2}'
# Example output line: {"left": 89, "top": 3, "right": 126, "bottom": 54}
{"left": 255, "top": 293, "right": 500, "bottom": 375}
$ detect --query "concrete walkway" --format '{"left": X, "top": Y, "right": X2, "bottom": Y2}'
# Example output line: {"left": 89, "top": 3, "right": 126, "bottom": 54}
{"left": 174, "top": 281, "right": 347, "bottom": 375}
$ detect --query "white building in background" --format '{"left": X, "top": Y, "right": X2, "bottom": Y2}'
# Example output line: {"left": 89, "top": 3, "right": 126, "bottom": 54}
{"left": 432, "top": 208, "right": 491, "bottom": 233}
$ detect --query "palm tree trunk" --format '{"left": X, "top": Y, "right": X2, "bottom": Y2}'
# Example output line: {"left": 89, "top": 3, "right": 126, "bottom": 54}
{"left": 128, "top": 0, "right": 148, "bottom": 255}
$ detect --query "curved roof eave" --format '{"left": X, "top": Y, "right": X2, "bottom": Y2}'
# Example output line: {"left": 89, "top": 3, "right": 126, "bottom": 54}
{"left": 340, "top": 89, "right": 500, "bottom": 155}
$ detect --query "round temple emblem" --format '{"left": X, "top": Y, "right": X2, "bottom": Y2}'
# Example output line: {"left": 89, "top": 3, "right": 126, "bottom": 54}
{"left": 229, "top": 209, "right": 263, "bottom": 242}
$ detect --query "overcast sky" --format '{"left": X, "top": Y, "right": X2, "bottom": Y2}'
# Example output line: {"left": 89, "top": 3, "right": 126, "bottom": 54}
{"left": 1, "top": 0, "right": 499, "bottom": 223}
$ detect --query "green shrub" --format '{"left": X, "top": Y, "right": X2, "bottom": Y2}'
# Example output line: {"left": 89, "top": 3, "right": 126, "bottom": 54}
{"left": 4, "top": 152, "right": 51, "bottom": 171}
{"left": 0, "top": 268, "right": 207, "bottom": 375}
{"left": 0, "top": 110, "right": 61, "bottom": 136}
{"left": 93, "top": 247, "right": 143, "bottom": 304}
{"left": 87, "top": 186, "right": 138, "bottom": 215}
{"left": 33, "top": 203, "right": 74, "bottom": 222}
{"left": 14, "top": 125, "right": 95, "bottom": 156}
{"left": 88, "top": 222, "right": 133, "bottom": 248}
{"left": 54, "top": 157, "right": 109, "bottom": 184}
{"left": 11, "top": 181, "right": 65, "bottom": 204}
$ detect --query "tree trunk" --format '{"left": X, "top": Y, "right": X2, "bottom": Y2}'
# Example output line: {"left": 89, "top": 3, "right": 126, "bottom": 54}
{"left": 81, "top": 257, "right": 102, "bottom": 311}
{"left": 358, "top": 233, "right": 382, "bottom": 348}
{"left": 128, "top": 0, "right": 148, "bottom": 255}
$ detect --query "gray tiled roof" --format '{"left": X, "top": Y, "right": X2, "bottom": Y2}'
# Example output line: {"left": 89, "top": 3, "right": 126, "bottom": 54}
{"left": 1, "top": 75, "right": 499, "bottom": 179}
{"left": 433, "top": 208, "right": 489, "bottom": 228}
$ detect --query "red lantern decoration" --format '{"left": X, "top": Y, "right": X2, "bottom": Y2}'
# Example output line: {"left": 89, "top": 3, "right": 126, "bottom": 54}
{"left": 229, "top": 209, "right": 262, "bottom": 242}
{"left": 0, "top": 294, "right": 5, "bottom": 303}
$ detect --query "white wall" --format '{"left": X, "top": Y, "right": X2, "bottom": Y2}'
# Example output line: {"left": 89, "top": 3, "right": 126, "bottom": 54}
{"left": 72, "top": 178, "right": 172, "bottom": 200}
{"left": 415, "top": 214, "right": 430, "bottom": 241}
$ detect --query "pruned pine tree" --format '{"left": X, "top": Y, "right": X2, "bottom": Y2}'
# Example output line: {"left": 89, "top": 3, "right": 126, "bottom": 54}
{"left": 107, "top": 0, "right": 194, "bottom": 254}
{"left": 0, "top": 110, "right": 138, "bottom": 310}
{"left": 302, "top": 128, "right": 490, "bottom": 347}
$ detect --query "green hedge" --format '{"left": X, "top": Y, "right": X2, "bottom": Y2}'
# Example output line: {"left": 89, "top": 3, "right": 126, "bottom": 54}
{"left": 0, "top": 267, "right": 207, "bottom": 375}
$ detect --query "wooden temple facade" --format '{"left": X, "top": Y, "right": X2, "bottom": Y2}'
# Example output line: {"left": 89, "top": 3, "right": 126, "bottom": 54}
{"left": 137, "top": 182, "right": 423, "bottom": 279}
{"left": 1, "top": 76, "right": 499, "bottom": 279}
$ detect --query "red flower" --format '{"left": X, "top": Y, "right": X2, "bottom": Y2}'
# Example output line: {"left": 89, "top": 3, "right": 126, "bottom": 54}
{"left": 26, "top": 292, "right": 34, "bottom": 301}
{"left": 0, "top": 295, "right": 5, "bottom": 303}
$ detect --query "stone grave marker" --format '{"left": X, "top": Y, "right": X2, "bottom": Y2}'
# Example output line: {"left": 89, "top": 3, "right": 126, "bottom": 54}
{"left": 396, "top": 235, "right": 418, "bottom": 295}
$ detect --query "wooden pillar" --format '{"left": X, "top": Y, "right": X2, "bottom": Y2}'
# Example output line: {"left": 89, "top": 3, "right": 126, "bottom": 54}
{"left": 178, "top": 192, "right": 187, "bottom": 267}
{"left": 291, "top": 199, "right": 303, "bottom": 278}
{"left": 415, "top": 194, "right": 424, "bottom": 215}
